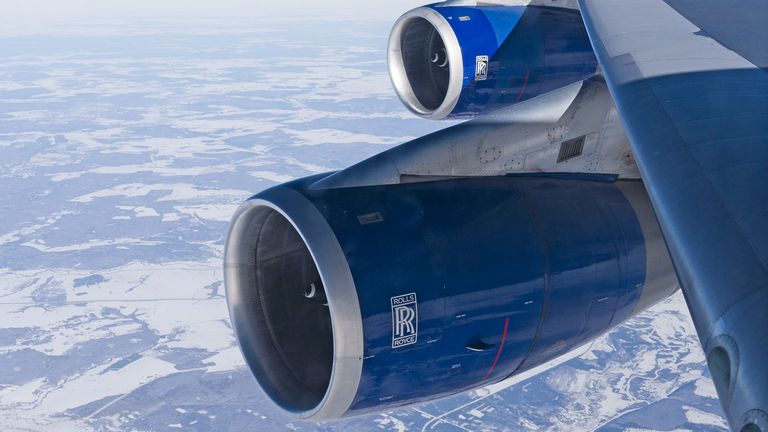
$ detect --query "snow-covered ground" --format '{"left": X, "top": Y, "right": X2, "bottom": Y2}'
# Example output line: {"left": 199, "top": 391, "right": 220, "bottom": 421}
{"left": 0, "top": 18, "right": 725, "bottom": 431}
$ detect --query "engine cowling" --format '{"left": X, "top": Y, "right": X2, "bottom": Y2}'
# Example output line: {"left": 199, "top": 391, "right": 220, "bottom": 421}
{"left": 388, "top": 3, "right": 598, "bottom": 119}
{"left": 224, "top": 174, "right": 678, "bottom": 420}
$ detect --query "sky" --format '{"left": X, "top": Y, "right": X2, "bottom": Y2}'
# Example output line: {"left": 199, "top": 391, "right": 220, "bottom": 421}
{"left": 1, "top": 0, "right": 422, "bottom": 23}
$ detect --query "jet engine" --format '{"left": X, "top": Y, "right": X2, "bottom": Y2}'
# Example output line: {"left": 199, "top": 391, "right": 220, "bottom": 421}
{"left": 388, "top": 2, "right": 598, "bottom": 119}
{"left": 224, "top": 174, "right": 677, "bottom": 420}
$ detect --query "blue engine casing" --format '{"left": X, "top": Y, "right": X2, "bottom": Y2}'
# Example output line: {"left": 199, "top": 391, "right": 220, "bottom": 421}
{"left": 388, "top": 3, "right": 598, "bottom": 119}
{"left": 224, "top": 174, "right": 677, "bottom": 420}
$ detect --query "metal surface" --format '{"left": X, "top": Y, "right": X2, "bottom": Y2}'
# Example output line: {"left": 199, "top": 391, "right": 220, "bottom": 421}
{"left": 662, "top": 0, "right": 768, "bottom": 70}
{"left": 578, "top": 0, "right": 768, "bottom": 429}
{"left": 388, "top": 3, "right": 597, "bottom": 119}
{"left": 226, "top": 174, "right": 678, "bottom": 418}
{"left": 314, "top": 77, "right": 639, "bottom": 190}
{"left": 442, "top": 0, "right": 579, "bottom": 8}
{"left": 616, "top": 181, "right": 679, "bottom": 316}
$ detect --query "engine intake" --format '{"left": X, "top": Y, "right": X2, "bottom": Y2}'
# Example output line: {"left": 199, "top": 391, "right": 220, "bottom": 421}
{"left": 225, "top": 186, "right": 364, "bottom": 420}
{"left": 390, "top": 8, "right": 462, "bottom": 117}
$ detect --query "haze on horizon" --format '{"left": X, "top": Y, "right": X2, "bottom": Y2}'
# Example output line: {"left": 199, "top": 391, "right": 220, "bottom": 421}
{"left": 1, "top": 0, "right": 420, "bottom": 23}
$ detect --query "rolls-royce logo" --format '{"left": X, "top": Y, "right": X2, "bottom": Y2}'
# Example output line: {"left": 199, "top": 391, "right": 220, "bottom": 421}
{"left": 475, "top": 55, "right": 489, "bottom": 81}
{"left": 391, "top": 293, "right": 418, "bottom": 348}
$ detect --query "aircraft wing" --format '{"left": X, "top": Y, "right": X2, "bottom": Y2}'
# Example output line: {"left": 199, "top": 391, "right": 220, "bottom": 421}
{"left": 577, "top": 0, "right": 768, "bottom": 429}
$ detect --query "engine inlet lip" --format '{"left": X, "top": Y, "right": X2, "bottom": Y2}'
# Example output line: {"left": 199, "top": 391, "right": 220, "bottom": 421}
{"left": 224, "top": 186, "right": 364, "bottom": 421}
{"left": 388, "top": 7, "right": 464, "bottom": 119}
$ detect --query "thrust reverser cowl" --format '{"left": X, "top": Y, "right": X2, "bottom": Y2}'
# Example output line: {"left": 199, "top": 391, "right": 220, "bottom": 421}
{"left": 388, "top": 3, "right": 598, "bottom": 119}
{"left": 224, "top": 175, "right": 678, "bottom": 420}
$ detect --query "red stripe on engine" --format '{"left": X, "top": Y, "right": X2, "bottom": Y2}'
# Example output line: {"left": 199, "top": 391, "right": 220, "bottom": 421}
{"left": 514, "top": 70, "right": 530, "bottom": 103}
{"left": 481, "top": 317, "right": 510, "bottom": 381}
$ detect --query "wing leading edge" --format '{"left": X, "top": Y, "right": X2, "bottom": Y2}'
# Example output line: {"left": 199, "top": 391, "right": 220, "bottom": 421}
{"left": 577, "top": 0, "right": 768, "bottom": 430}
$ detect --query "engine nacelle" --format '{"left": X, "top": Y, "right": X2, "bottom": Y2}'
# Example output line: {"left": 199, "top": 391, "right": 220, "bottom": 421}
{"left": 388, "top": 3, "right": 598, "bottom": 119}
{"left": 224, "top": 174, "right": 677, "bottom": 420}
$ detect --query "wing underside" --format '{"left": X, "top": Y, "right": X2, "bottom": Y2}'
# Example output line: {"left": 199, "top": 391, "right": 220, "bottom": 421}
{"left": 577, "top": 0, "right": 768, "bottom": 429}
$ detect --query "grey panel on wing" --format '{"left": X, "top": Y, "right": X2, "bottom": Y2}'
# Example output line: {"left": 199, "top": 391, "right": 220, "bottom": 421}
{"left": 663, "top": 0, "right": 768, "bottom": 70}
